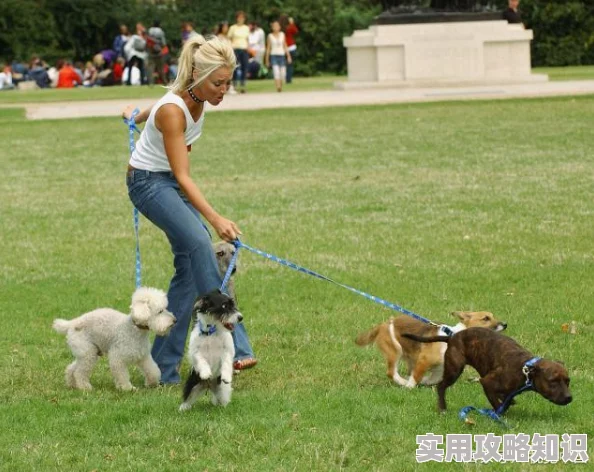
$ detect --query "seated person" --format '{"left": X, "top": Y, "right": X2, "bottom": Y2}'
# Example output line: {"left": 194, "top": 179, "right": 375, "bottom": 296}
{"left": 122, "top": 59, "right": 141, "bottom": 85}
{"left": 57, "top": 61, "right": 82, "bottom": 88}
{"left": 82, "top": 61, "right": 98, "bottom": 87}
{"left": 112, "top": 57, "right": 125, "bottom": 85}
{"left": 0, "top": 64, "right": 14, "bottom": 90}
{"left": 29, "top": 59, "right": 50, "bottom": 88}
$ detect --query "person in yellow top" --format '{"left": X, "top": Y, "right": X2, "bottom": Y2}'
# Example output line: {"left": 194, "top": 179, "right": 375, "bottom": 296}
{"left": 227, "top": 11, "right": 250, "bottom": 93}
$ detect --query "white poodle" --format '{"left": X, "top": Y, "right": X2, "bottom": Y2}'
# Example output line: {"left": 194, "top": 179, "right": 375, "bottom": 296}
{"left": 53, "top": 287, "right": 176, "bottom": 391}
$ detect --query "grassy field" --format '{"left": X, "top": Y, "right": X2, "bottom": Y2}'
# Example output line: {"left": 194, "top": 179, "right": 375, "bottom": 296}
{"left": 0, "top": 75, "right": 339, "bottom": 104}
{"left": 0, "top": 66, "right": 592, "bottom": 105}
{"left": 0, "top": 96, "right": 592, "bottom": 471}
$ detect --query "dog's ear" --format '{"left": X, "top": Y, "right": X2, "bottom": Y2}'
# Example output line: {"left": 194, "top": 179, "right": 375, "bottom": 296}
{"left": 194, "top": 294, "right": 212, "bottom": 313}
{"left": 452, "top": 311, "right": 469, "bottom": 321}
{"left": 130, "top": 296, "right": 151, "bottom": 324}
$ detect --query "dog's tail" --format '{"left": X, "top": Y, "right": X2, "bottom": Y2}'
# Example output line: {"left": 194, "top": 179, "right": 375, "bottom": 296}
{"left": 355, "top": 325, "right": 380, "bottom": 346}
{"left": 182, "top": 369, "right": 201, "bottom": 401}
{"left": 52, "top": 319, "right": 72, "bottom": 335}
{"left": 402, "top": 333, "right": 450, "bottom": 344}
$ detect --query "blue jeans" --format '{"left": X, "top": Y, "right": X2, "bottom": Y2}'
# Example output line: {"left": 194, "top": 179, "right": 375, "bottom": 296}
{"left": 233, "top": 48, "right": 249, "bottom": 87}
{"left": 287, "top": 49, "right": 297, "bottom": 83}
{"left": 126, "top": 169, "right": 255, "bottom": 384}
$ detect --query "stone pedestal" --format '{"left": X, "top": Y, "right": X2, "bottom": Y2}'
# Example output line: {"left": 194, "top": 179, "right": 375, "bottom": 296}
{"left": 337, "top": 20, "right": 547, "bottom": 89}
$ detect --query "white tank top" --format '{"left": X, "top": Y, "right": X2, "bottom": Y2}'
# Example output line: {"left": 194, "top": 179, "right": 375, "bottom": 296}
{"left": 130, "top": 91, "right": 204, "bottom": 172}
{"left": 268, "top": 32, "right": 286, "bottom": 56}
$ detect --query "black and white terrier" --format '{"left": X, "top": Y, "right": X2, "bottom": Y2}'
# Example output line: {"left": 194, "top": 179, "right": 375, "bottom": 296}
{"left": 179, "top": 289, "right": 243, "bottom": 411}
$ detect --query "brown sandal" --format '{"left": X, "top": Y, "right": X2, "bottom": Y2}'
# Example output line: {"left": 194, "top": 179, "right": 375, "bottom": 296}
{"left": 233, "top": 358, "right": 258, "bottom": 371}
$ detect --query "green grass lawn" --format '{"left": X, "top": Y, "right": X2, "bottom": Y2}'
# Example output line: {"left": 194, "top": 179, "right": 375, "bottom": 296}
{"left": 0, "top": 66, "right": 592, "bottom": 106}
{"left": 0, "top": 75, "right": 339, "bottom": 105}
{"left": 0, "top": 96, "right": 592, "bottom": 471}
{"left": 534, "top": 65, "right": 594, "bottom": 82}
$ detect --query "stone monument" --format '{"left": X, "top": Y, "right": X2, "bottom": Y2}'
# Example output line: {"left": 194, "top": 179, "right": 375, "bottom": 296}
{"left": 338, "top": 0, "right": 547, "bottom": 89}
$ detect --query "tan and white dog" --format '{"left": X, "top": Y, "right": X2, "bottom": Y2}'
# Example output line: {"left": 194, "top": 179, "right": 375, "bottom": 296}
{"left": 356, "top": 312, "right": 507, "bottom": 388}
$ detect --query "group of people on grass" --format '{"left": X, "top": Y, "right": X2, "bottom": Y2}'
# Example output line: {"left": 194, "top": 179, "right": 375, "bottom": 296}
{"left": 2, "top": 13, "right": 299, "bottom": 93}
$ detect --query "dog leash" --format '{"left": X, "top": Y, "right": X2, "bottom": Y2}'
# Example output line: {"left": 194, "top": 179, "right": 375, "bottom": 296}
{"left": 458, "top": 356, "right": 541, "bottom": 427}
{"left": 221, "top": 238, "right": 452, "bottom": 335}
{"left": 123, "top": 108, "right": 142, "bottom": 289}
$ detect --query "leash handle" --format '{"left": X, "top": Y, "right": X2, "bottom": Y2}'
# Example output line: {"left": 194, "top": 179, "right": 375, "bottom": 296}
{"left": 124, "top": 108, "right": 142, "bottom": 288}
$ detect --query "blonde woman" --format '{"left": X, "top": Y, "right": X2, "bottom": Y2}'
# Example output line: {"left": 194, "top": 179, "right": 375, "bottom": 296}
{"left": 265, "top": 20, "right": 292, "bottom": 92}
{"left": 227, "top": 11, "right": 250, "bottom": 93}
{"left": 122, "top": 35, "right": 257, "bottom": 384}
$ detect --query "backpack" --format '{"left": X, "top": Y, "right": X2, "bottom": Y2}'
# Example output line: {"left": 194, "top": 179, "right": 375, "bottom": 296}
{"left": 146, "top": 35, "right": 162, "bottom": 54}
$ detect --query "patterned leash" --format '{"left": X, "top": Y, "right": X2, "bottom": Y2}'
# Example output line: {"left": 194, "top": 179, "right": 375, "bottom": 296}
{"left": 123, "top": 108, "right": 142, "bottom": 288}
{"left": 221, "top": 238, "right": 452, "bottom": 335}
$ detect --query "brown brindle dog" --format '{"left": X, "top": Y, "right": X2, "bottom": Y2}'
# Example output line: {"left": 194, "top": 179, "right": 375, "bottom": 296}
{"left": 356, "top": 312, "right": 507, "bottom": 388}
{"left": 403, "top": 328, "right": 572, "bottom": 413}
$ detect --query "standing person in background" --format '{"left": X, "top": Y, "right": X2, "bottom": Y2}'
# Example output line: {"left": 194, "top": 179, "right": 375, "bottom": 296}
{"left": 216, "top": 22, "right": 237, "bottom": 94}
{"left": 265, "top": 20, "right": 292, "bottom": 93}
{"left": 216, "top": 21, "right": 230, "bottom": 43}
{"left": 147, "top": 20, "right": 168, "bottom": 85}
{"left": 113, "top": 25, "right": 131, "bottom": 60}
{"left": 122, "top": 35, "right": 257, "bottom": 384}
{"left": 124, "top": 23, "right": 148, "bottom": 85}
{"left": 282, "top": 16, "right": 299, "bottom": 84}
{"left": 181, "top": 22, "right": 198, "bottom": 45}
{"left": 248, "top": 21, "right": 266, "bottom": 66}
{"left": 228, "top": 11, "right": 250, "bottom": 94}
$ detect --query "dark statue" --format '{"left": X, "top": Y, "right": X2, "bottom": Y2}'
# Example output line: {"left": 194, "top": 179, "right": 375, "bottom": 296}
{"left": 381, "top": 1, "right": 485, "bottom": 10}
{"left": 376, "top": 1, "right": 501, "bottom": 25}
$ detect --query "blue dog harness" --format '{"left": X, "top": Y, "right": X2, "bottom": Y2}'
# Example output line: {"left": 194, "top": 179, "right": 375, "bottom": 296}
{"left": 458, "top": 356, "right": 541, "bottom": 426}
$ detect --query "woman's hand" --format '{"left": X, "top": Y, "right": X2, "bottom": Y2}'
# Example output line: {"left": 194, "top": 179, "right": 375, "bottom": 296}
{"left": 211, "top": 215, "right": 242, "bottom": 242}
{"left": 122, "top": 104, "right": 137, "bottom": 121}
{"left": 123, "top": 104, "right": 152, "bottom": 124}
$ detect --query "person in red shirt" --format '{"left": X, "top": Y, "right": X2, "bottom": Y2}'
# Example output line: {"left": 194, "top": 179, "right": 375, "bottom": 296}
{"left": 56, "top": 61, "right": 82, "bottom": 88}
{"left": 282, "top": 16, "right": 299, "bottom": 84}
{"left": 113, "top": 57, "right": 125, "bottom": 85}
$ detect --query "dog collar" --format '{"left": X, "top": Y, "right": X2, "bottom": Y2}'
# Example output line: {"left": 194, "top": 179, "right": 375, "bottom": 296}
{"left": 522, "top": 357, "right": 541, "bottom": 386}
{"left": 199, "top": 321, "right": 216, "bottom": 336}
{"left": 132, "top": 321, "right": 149, "bottom": 330}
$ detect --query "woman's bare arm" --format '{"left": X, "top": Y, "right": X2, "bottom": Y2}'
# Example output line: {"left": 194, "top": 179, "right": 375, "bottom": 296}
{"left": 156, "top": 104, "right": 241, "bottom": 241}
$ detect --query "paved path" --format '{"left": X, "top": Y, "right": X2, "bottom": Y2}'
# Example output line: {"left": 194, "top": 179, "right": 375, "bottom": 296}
{"left": 19, "top": 80, "right": 594, "bottom": 120}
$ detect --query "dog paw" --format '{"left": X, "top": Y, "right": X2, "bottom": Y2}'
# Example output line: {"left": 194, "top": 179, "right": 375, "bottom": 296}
{"left": 179, "top": 402, "right": 192, "bottom": 412}
{"left": 404, "top": 379, "right": 417, "bottom": 389}
{"left": 118, "top": 384, "right": 137, "bottom": 392}
{"left": 198, "top": 369, "right": 212, "bottom": 380}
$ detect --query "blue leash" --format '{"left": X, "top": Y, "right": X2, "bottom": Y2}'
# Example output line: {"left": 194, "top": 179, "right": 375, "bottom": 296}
{"left": 458, "top": 357, "right": 541, "bottom": 426}
{"left": 123, "top": 109, "right": 142, "bottom": 288}
{"left": 220, "top": 238, "right": 451, "bottom": 335}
